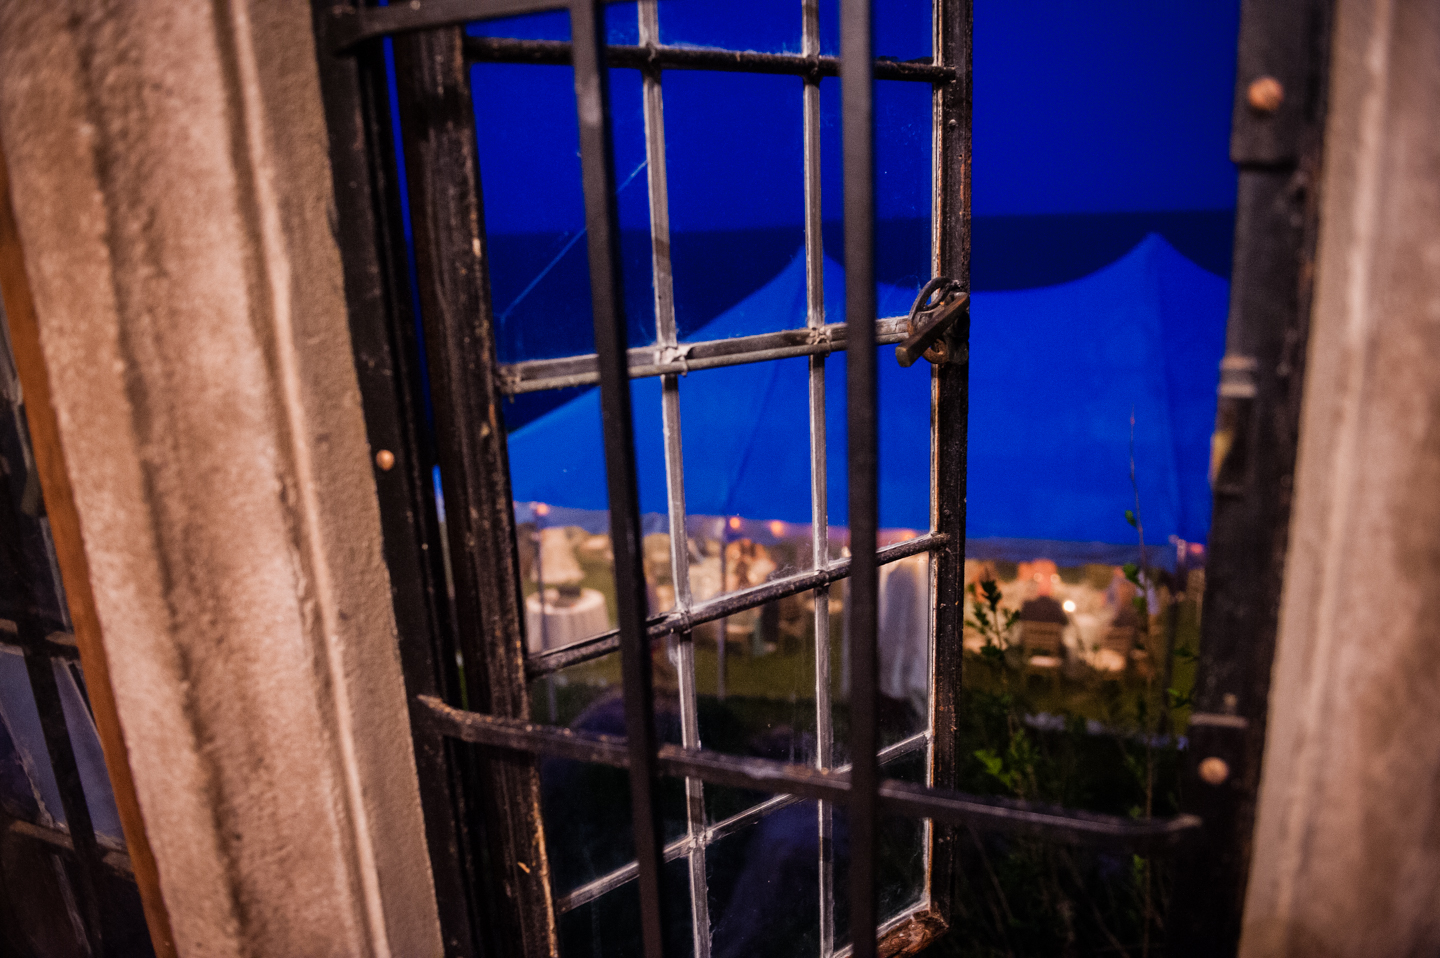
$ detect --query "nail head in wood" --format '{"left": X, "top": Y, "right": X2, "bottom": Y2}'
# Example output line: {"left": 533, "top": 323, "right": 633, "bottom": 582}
{"left": 1246, "top": 75, "right": 1284, "bottom": 114}
{"left": 1199, "top": 756, "right": 1230, "bottom": 786}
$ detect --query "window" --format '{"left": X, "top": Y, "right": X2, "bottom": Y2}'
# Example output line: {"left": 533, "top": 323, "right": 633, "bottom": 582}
{"left": 315, "top": 2, "right": 1201, "bottom": 957}
{"left": 0, "top": 291, "right": 150, "bottom": 957}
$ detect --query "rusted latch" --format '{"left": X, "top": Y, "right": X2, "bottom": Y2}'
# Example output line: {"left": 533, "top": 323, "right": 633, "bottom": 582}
{"left": 896, "top": 277, "right": 968, "bottom": 367}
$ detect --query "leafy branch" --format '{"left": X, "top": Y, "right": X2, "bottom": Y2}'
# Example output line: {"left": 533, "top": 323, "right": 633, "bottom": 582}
{"left": 966, "top": 577, "right": 1018, "bottom": 656}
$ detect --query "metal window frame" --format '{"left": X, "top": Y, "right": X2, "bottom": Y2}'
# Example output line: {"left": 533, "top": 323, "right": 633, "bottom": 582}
{"left": 314, "top": 3, "right": 1203, "bottom": 957}
{"left": 1168, "top": 0, "right": 1336, "bottom": 954}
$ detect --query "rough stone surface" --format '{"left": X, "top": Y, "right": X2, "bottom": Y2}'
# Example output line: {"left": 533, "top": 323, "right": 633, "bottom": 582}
{"left": 0, "top": 1, "right": 443, "bottom": 955}
{"left": 1240, "top": 0, "right": 1440, "bottom": 955}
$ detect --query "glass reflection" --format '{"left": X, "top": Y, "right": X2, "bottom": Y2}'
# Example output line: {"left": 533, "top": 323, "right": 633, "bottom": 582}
{"left": 705, "top": 805, "right": 822, "bottom": 958}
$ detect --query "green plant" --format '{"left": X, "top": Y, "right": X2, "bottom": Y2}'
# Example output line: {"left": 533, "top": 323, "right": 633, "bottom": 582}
{"left": 926, "top": 414, "right": 1206, "bottom": 957}
{"left": 966, "top": 577, "right": 1018, "bottom": 656}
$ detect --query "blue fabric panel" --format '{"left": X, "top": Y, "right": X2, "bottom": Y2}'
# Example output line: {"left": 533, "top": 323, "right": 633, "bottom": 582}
{"left": 507, "top": 234, "right": 1227, "bottom": 551}
{"left": 965, "top": 234, "right": 1228, "bottom": 545}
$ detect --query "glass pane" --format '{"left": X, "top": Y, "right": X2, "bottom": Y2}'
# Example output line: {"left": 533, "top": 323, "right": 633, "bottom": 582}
{"left": 823, "top": 346, "right": 935, "bottom": 535}
{"left": 657, "top": 0, "right": 802, "bottom": 55}
{"left": 555, "top": 854, "right": 694, "bottom": 957}
{"left": 605, "top": 1, "right": 641, "bottom": 46}
{"left": 832, "top": 813, "right": 927, "bottom": 951}
{"left": 677, "top": 355, "right": 817, "bottom": 781}
{"left": 832, "top": 755, "right": 928, "bottom": 953}
{"left": 507, "top": 380, "right": 669, "bottom": 655}
{"left": 819, "top": 0, "right": 932, "bottom": 60}
{"left": 664, "top": 72, "right": 806, "bottom": 341}
{"left": 705, "top": 802, "right": 823, "bottom": 958}
{"left": 466, "top": 9, "right": 569, "bottom": 41}
{"left": 0, "top": 648, "right": 124, "bottom": 844}
{"left": 678, "top": 358, "right": 815, "bottom": 589}
{"left": 826, "top": 557, "right": 932, "bottom": 769}
{"left": 535, "top": 648, "right": 689, "bottom": 893}
{"left": 819, "top": 79, "right": 933, "bottom": 315}
{"left": 533, "top": 653, "right": 635, "bottom": 894}
{"left": 472, "top": 61, "right": 653, "bottom": 366}
{"left": 526, "top": 646, "right": 620, "bottom": 729}
{"left": 875, "top": 81, "right": 933, "bottom": 302}
{"left": 875, "top": 544, "right": 932, "bottom": 742}
{"left": 693, "top": 607, "right": 819, "bottom": 824}
{"left": 463, "top": 5, "right": 641, "bottom": 46}
{"left": 821, "top": 340, "right": 934, "bottom": 764}
{"left": 473, "top": 60, "right": 591, "bottom": 364}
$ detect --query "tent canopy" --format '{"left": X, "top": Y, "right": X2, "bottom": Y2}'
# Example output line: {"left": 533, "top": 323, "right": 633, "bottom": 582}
{"left": 506, "top": 234, "right": 1227, "bottom": 564}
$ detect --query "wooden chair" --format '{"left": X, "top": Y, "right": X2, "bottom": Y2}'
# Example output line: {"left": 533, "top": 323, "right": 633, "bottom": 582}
{"left": 1101, "top": 623, "right": 1135, "bottom": 655}
{"left": 1021, "top": 620, "right": 1065, "bottom": 658}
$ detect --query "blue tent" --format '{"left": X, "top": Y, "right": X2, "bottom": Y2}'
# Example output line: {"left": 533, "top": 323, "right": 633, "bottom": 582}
{"left": 966, "top": 234, "right": 1228, "bottom": 563}
{"left": 505, "top": 250, "right": 920, "bottom": 531}
{"left": 507, "top": 234, "right": 1227, "bottom": 564}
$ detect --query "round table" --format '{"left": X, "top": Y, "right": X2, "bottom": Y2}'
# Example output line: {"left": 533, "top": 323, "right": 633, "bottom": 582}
{"left": 525, "top": 587, "right": 610, "bottom": 654}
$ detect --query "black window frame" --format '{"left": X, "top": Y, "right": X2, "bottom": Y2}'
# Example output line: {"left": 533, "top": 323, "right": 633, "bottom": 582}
{"left": 311, "top": 3, "right": 1207, "bottom": 958}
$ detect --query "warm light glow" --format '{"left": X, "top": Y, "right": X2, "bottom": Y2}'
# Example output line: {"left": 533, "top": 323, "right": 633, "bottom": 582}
{"left": 1062, "top": 599, "right": 1077, "bottom": 613}
{"left": 533, "top": 502, "right": 550, "bottom": 516}
{"left": 769, "top": 520, "right": 785, "bottom": 537}
{"left": 728, "top": 516, "right": 742, "bottom": 531}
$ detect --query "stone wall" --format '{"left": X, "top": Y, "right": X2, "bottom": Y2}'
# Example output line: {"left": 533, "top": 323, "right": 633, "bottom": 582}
{"left": 1241, "top": 0, "right": 1440, "bottom": 954}
{"left": 0, "top": 2, "right": 442, "bottom": 955}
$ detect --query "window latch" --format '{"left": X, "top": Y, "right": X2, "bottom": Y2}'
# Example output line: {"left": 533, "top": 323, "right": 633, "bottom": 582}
{"left": 897, "top": 277, "right": 968, "bottom": 367}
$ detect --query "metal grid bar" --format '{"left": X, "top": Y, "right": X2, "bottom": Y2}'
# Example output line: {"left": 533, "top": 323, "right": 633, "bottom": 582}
{"left": 568, "top": 3, "right": 669, "bottom": 955}
{"left": 329, "top": 0, "right": 626, "bottom": 52}
{"left": 525, "top": 532, "right": 946, "bottom": 678}
{"left": 557, "top": 733, "right": 930, "bottom": 914}
{"left": 841, "top": 2, "right": 881, "bottom": 955}
{"left": 636, "top": 2, "right": 712, "bottom": 954}
{"left": 799, "top": 0, "right": 839, "bottom": 954}
{"left": 331, "top": 0, "right": 957, "bottom": 83}
{"left": 925, "top": 0, "right": 972, "bottom": 928}
{"left": 418, "top": 696, "right": 1203, "bottom": 850}
{"left": 389, "top": 23, "right": 557, "bottom": 955}
{"left": 498, "top": 316, "right": 910, "bottom": 394}
{"left": 5, "top": 817, "right": 135, "bottom": 877}
{"left": 0, "top": 623, "right": 81, "bottom": 661}
{"left": 462, "top": 35, "right": 956, "bottom": 83}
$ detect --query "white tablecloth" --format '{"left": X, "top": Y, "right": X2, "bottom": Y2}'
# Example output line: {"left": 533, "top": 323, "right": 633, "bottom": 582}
{"left": 525, "top": 588, "right": 610, "bottom": 653}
